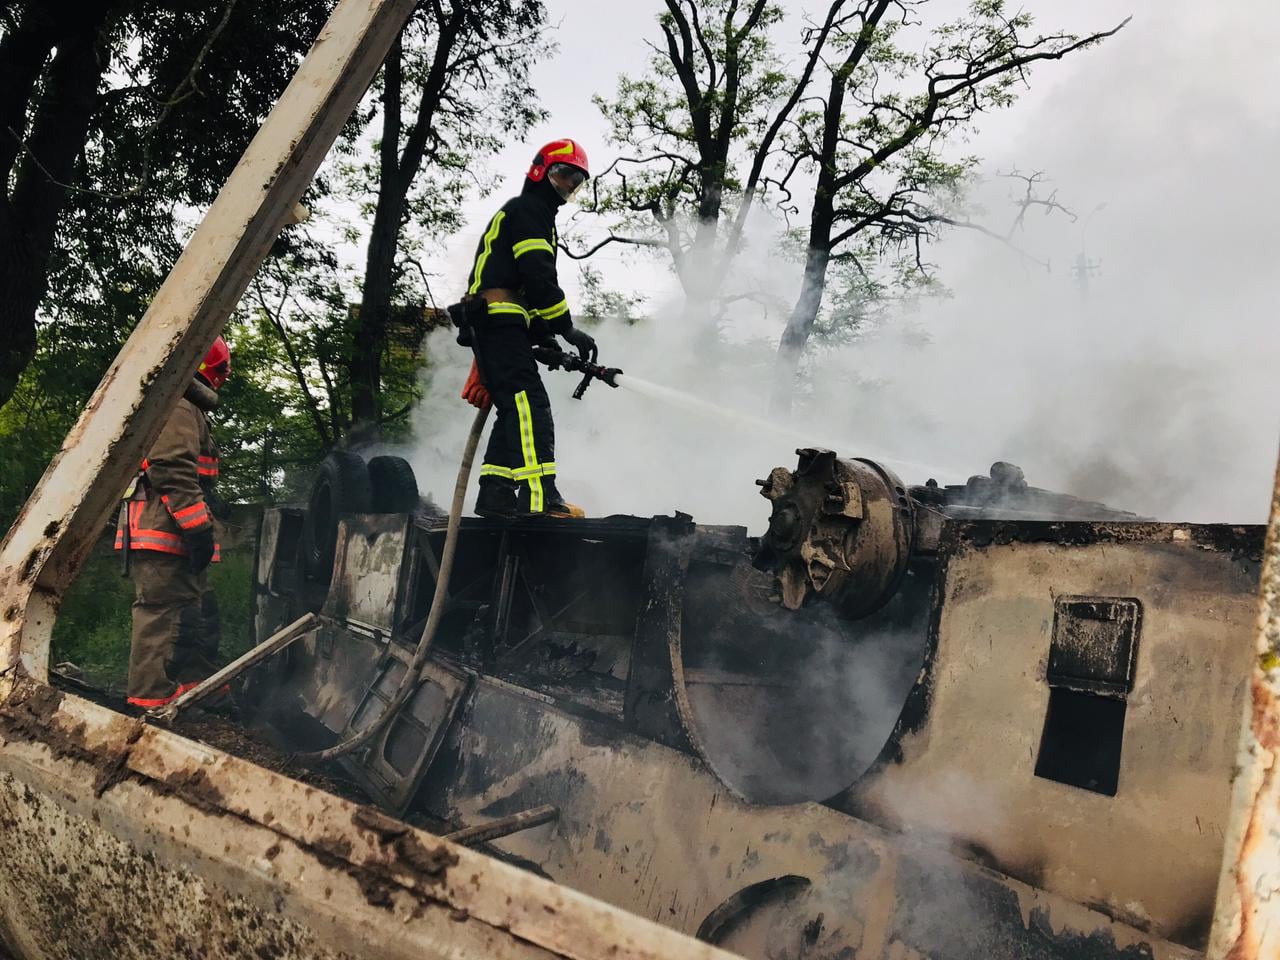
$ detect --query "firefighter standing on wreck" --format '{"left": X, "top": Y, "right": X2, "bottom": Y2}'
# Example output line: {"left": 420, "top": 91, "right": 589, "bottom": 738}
{"left": 458, "top": 138, "right": 597, "bottom": 519}
{"left": 114, "top": 337, "right": 228, "bottom": 708}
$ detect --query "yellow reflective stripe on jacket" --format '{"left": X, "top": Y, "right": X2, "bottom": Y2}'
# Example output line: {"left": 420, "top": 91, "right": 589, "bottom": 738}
{"left": 479, "top": 464, "right": 516, "bottom": 480}
{"left": 513, "top": 238, "right": 554, "bottom": 258}
{"left": 487, "top": 301, "right": 530, "bottom": 323}
{"left": 514, "top": 390, "right": 544, "bottom": 513}
{"left": 534, "top": 299, "right": 569, "bottom": 321}
{"left": 468, "top": 211, "right": 506, "bottom": 295}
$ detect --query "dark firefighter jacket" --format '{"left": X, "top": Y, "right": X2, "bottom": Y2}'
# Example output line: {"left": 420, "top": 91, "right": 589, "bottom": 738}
{"left": 467, "top": 177, "right": 575, "bottom": 335}
{"left": 114, "top": 380, "right": 220, "bottom": 561}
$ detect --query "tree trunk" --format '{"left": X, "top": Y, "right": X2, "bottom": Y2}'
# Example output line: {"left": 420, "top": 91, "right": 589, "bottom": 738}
{"left": 770, "top": 243, "right": 830, "bottom": 415}
{"left": 258, "top": 430, "right": 275, "bottom": 504}
{"left": 0, "top": 2, "right": 116, "bottom": 409}
{"left": 348, "top": 38, "right": 404, "bottom": 429}
{"left": 769, "top": 48, "right": 849, "bottom": 418}
{"left": 678, "top": 215, "right": 724, "bottom": 335}
{"left": 347, "top": 10, "right": 458, "bottom": 430}
{"left": 348, "top": 195, "right": 402, "bottom": 427}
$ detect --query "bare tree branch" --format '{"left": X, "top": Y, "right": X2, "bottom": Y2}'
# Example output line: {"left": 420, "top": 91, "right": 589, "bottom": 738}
{"left": 560, "top": 234, "right": 667, "bottom": 260}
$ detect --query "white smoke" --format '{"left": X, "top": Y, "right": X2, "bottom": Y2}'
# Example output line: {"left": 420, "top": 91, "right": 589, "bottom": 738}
{"left": 409, "top": 1, "right": 1280, "bottom": 529}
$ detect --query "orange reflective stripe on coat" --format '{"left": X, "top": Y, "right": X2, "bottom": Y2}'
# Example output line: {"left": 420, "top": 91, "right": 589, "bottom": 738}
{"left": 141, "top": 455, "right": 218, "bottom": 475}
{"left": 117, "top": 396, "right": 220, "bottom": 561}
{"left": 163, "top": 495, "right": 211, "bottom": 531}
{"left": 114, "top": 501, "right": 220, "bottom": 559}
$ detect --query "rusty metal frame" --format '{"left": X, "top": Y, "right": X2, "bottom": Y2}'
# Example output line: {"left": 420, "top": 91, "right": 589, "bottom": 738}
{"left": 1209, "top": 451, "right": 1280, "bottom": 959}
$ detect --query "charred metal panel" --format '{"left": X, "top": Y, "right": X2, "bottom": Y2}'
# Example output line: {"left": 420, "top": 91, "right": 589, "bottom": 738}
{"left": 322, "top": 516, "right": 411, "bottom": 639}
{"left": 1047, "top": 597, "right": 1142, "bottom": 698}
{"left": 259, "top": 617, "right": 381, "bottom": 747}
{"left": 678, "top": 544, "right": 933, "bottom": 805}
{"left": 251, "top": 507, "right": 315, "bottom": 688}
{"left": 417, "top": 676, "right": 1197, "bottom": 960}
{"left": 624, "top": 514, "right": 696, "bottom": 750}
{"left": 402, "top": 516, "right": 651, "bottom": 686}
{"left": 840, "top": 520, "right": 1263, "bottom": 950}
{"left": 1036, "top": 596, "right": 1142, "bottom": 797}
{"left": 343, "top": 659, "right": 471, "bottom": 815}
{"left": 263, "top": 508, "right": 307, "bottom": 598}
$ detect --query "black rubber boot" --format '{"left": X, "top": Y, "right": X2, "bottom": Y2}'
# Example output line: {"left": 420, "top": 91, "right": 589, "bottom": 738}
{"left": 518, "top": 478, "right": 584, "bottom": 518}
{"left": 475, "top": 479, "right": 518, "bottom": 519}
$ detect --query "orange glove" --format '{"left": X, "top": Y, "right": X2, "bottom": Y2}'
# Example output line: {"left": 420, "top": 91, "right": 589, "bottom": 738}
{"left": 460, "top": 359, "right": 491, "bottom": 410}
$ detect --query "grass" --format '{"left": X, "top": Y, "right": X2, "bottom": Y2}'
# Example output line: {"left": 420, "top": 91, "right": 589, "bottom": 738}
{"left": 52, "top": 544, "right": 257, "bottom": 694}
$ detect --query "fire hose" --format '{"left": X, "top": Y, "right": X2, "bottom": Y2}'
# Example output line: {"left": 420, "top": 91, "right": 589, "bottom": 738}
{"left": 299, "top": 332, "right": 619, "bottom": 764}
{"left": 297, "top": 404, "right": 489, "bottom": 763}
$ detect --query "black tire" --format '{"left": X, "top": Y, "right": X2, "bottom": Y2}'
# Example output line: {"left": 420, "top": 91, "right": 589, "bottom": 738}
{"left": 368, "top": 455, "right": 420, "bottom": 514}
{"left": 303, "top": 450, "right": 372, "bottom": 581}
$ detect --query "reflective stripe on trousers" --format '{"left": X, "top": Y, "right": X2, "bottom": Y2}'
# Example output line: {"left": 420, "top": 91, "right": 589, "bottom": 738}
{"left": 515, "top": 390, "right": 547, "bottom": 511}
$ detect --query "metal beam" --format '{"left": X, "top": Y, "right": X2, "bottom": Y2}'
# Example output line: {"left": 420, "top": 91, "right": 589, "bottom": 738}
{"left": 445, "top": 805, "right": 560, "bottom": 847}
{"left": 0, "top": 0, "right": 418, "bottom": 681}
{"left": 0, "top": 688, "right": 739, "bottom": 960}
{"left": 1209, "top": 451, "right": 1280, "bottom": 959}
{"left": 148, "top": 613, "right": 317, "bottom": 724}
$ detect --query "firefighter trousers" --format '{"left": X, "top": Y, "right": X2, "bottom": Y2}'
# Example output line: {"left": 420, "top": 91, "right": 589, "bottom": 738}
{"left": 127, "top": 552, "right": 222, "bottom": 706}
{"left": 472, "top": 322, "right": 561, "bottom": 512}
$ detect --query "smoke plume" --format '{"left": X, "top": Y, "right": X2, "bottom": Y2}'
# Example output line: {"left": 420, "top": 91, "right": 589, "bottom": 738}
{"left": 410, "top": 2, "right": 1280, "bottom": 530}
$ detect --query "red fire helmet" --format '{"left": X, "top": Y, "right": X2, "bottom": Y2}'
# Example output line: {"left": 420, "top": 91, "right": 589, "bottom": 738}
{"left": 198, "top": 336, "right": 231, "bottom": 390}
{"left": 526, "top": 138, "right": 589, "bottom": 183}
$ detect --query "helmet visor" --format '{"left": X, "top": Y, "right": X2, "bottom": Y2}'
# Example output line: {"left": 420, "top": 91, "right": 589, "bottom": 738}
{"left": 548, "top": 163, "right": 588, "bottom": 200}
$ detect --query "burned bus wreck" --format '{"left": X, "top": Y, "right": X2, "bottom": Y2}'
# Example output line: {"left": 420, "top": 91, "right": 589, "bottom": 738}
{"left": 247, "top": 448, "right": 1261, "bottom": 960}
{"left": 0, "top": 0, "right": 1273, "bottom": 955}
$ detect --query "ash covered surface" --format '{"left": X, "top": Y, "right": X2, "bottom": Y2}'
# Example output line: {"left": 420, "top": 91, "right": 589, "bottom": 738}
{"left": 47, "top": 671, "right": 371, "bottom": 807}
{"left": 173, "top": 712, "right": 370, "bottom": 806}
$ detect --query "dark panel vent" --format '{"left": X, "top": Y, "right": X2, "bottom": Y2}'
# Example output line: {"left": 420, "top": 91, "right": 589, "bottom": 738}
{"left": 1035, "top": 596, "right": 1142, "bottom": 796}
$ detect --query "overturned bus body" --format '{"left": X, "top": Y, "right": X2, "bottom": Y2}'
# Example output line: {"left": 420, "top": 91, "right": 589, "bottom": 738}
{"left": 0, "top": 0, "right": 1275, "bottom": 955}
{"left": 246, "top": 448, "right": 1263, "bottom": 959}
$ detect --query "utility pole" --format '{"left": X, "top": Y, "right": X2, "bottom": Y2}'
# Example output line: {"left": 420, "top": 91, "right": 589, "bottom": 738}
{"left": 1074, "top": 201, "right": 1107, "bottom": 301}
{"left": 1071, "top": 250, "right": 1101, "bottom": 300}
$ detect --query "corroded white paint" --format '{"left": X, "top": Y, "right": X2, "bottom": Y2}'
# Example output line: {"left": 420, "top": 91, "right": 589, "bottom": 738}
{"left": 1209, "top": 452, "right": 1280, "bottom": 960}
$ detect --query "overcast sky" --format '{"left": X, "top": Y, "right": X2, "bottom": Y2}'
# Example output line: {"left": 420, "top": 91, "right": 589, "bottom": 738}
{"left": 402, "top": 0, "right": 1280, "bottom": 525}
{"left": 453, "top": 0, "right": 1208, "bottom": 263}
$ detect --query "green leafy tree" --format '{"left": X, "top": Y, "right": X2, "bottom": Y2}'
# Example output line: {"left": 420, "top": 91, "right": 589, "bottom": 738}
{"left": 583, "top": 0, "right": 1124, "bottom": 411}
{"left": 229, "top": 0, "right": 549, "bottom": 487}
{"left": 582, "top": 0, "right": 852, "bottom": 326}
{"left": 0, "top": 0, "right": 335, "bottom": 410}
{"left": 346, "top": 0, "right": 547, "bottom": 427}
{"left": 769, "top": 1, "right": 1127, "bottom": 410}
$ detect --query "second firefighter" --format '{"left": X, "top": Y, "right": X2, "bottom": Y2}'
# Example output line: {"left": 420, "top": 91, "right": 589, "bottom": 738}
{"left": 459, "top": 137, "right": 597, "bottom": 519}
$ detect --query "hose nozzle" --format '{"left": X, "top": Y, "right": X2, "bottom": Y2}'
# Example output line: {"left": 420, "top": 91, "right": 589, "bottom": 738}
{"left": 533, "top": 346, "right": 622, "bottom": 399}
